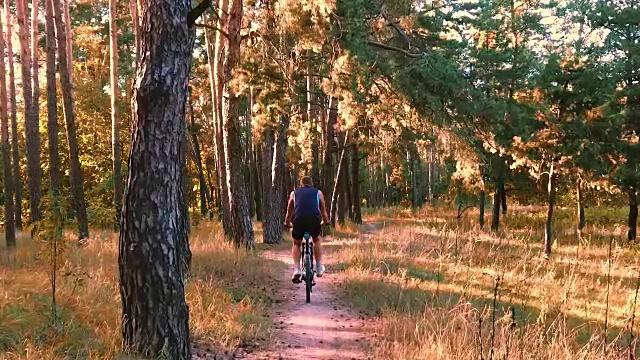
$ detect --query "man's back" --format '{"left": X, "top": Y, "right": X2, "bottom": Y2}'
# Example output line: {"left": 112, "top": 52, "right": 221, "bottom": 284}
{"left": 293, "top": 185, "right": 321, "bottom": 219}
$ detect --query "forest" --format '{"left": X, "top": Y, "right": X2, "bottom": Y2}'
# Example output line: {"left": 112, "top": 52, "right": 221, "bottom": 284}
{"left": 0, "top": 0, "right": 639, "bottom": 359}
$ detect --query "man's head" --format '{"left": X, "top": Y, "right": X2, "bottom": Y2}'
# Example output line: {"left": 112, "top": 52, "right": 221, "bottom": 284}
{"left": 301, "top": 175, "right": 313, "bottom": 187}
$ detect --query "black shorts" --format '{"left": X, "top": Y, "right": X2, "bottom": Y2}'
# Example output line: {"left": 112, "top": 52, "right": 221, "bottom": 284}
{"left": 292, "top": 216, "right": 321, "bottom": 241}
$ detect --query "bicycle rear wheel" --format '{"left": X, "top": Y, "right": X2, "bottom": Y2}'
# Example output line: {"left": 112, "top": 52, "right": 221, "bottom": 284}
{"left": 304, "top": 254, "right": 312, "bottom": 303}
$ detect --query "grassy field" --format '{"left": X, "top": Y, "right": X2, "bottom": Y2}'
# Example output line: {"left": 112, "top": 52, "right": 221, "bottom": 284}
{"left": 333, "top": 204, "right": 640, "bottom": 359}
{"left": 0, "top": 222, "right": 282, "bottom": 359}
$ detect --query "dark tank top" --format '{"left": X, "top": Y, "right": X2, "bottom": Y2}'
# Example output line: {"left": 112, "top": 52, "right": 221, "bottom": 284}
{"left": 294, "top": 185, "right": 321, "bottom": 219}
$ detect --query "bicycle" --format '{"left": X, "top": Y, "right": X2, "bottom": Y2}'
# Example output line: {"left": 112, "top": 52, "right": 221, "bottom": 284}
{"left": 285, "top": 223, "right": 327, "bottom": 304}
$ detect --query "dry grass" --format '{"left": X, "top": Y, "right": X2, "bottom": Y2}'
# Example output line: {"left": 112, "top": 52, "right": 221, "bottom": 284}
{"left": 0, "top": 222, "right": 282, "bottom": 359}
{"left": 334, "top": 205, "right": 640, "bottom": 360}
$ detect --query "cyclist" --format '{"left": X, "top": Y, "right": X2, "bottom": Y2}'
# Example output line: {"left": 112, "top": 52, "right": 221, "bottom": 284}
{"left": 284, "top": 175, "right": 329, "bottom": 283}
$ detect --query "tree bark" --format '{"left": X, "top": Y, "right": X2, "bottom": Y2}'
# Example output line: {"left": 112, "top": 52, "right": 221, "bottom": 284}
{"left": 544, "top": 164, "right": 557, "bottom": 256}
{"left": 118, "top": 0, "right": 194, "bottom": 356}
{"left": 261, "top": 115, "right": 290, "bottom": 244}
{"left": 53, "top": 0, "right": 89, "bottom": 240}
{"left": 63, "top": 0, "right": 72, "bottom": 79}
{"left": 479, "top": 190, "right": 486, "bottom": 228}
{"left": 5, "top": 2, "right": 22, "bottom": 229}
{"left": 491, "top": 180, "right": 502, "bottom": 231}
{"left": 261, "top": 129, "right": 275, "bottom": 242}
{"left": 222, "top": 0, "right": 254, "bottom": 248}
{"left": 330, "top": 130, "right": 349, "bottom": 226}
{"left": 351, "top": 139, "right": 362, "bottom": 224}
{"left": 500, "top": 182, "right": 507, "bottom": 215}
{"left": 129, "top": 0, "right": 140, "bottom": 66}
{"left": 343, "top": 145, "right": 353, "bottom": 221}
{"left": 188, "top": 94, "right": 209, "bottom": 217}
{"left": 322, "top": 96, "right": 337, "bottom": 196}
{"left": 45, "top": 0, "right": 62, "bottom": 218}
{"left": 17, "top": 0, "right": 42, "bottom": 225}
{"left": 577, "top": 176, "right": 585, "bottom": 235}
{"left": 254, "top": 143, "right": 263, "bottom": 222}
{"left": 628, "top": 188, "right": 638, "bottom": 241}
{"left": 110, "top": 0, "right": 123, "bottom": 229}
{"left": 0, "top": 11, "right": 15, "bottom": 248}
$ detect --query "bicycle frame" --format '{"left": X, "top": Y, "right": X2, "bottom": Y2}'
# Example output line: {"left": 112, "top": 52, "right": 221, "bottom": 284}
{"left": 302, "top": 232, "right": 315, "bottom": 303}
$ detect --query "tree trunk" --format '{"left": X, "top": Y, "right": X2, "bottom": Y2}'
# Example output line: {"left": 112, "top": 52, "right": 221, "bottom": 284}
{"left": 63, "top": 0, "right": 72, "bottom": 79}
{"left": 45, "top": 0, "right": 62, "bottom": 221}
{"left": 118, "top": 0, "right": 194, "bottom": 356}
{"left": 188, "top": 94, "right": 209, "bottom": 217}
{"left": 246, "top": 109, "right": 255, "bottom": 218}
{"left": 17, "top": 0, "right": 42, "bottom": 225}
{"left": 5, "top": 3, "right": 22, "bottom": 229}
{"left": 110, "top": 0, "right": 122, "bottom": 229}
{"left": 491, "top": 180, "right": 502, "bottom": 231}
{"left": 577, "top": 176, "right": 585, "bottom": 235}
{"left": 308, "top": 73, "right": 320, "bottom": 188}
{"left": 322, "top": 96, "right": 337, "bottom": 196}
{"left": 262, "top": 116, "right": 290, "bottom": 244}
{"left": 410, "top": 152, "right": 417, "bottom": 209}
{"left": 129, "top": 0, "right": 140, "bottom": 66}
{"left": 500, "top": 182, "right": 507, "bottom": 215}
{"left": 330, "top": 130, "right": 349, "bottom": 226}
{"left": 0, "top": 12, "right": 15, "bottom": 248}
{"left": 222, "top": 0, "right": 254, "bottom": 248}
{"left": 205, "top": 10, "right": 231, "bottom": 233}
{"left": 479, "top": 190, "right": 486, "bottom": 228}
{"left": 253, "top": 143, "right": 263, "bottom": 222}
{"left": 53, "top": 0, "right": 89, "bottom": 240}
{"left": 351, "top": 139, "right": 362, "bottom": 224}
{"left": 544, "top": 164, "right": 557, "bottom": 256}
{"left": 628, "top": 188, "right": 638, "bottom": 241}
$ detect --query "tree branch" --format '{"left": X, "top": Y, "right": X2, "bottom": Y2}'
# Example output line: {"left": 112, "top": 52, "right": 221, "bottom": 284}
{"left": 188, "top": 0, "right": 212, "bottom": 26}
{"left": 194, "top": 23, "right": 228, "bottom": 38}
{"left": 365, "top": 40, "right": 423, "bottom": 58}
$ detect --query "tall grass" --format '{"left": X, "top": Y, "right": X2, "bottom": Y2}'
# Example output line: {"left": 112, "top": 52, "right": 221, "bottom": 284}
{"left": 333, "top": 205, "right": 640, "bottom": 359}
{"left": 0, "top": 222, "right": 280, "bottom": 359}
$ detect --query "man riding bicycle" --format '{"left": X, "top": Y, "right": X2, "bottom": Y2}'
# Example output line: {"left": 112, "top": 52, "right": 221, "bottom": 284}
{"left": 285, "top": 175, "right": 329, "bottom": 283}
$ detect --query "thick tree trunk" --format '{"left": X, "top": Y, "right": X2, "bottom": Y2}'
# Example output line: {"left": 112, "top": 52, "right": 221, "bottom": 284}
{"left": 628, "top": 188, "right": 638, "bottom": 241}
{"left": 491, "top": 180, "right": 503, "bottom": 231}
{"left": 351, "top": 139, "right": 362, "bottom": 224}
{"left": 222, "top": 0, "right": 254, "bottom": 248}
{"left": 45, "top": 0, "right": 62, "bottom": 218}
{"left": 544, "top": 165, "right": 557, "bottom": 256}
{"left": 53, "top": 0, "right": 89, "bottom": 240}
{"left": 577, "top": 176, "right": 585, "bottom": 235}
{"left": 17, "top": 0, "right": 42, "bottom": 225}
{"left": 262, "top": 116, "right": 290, "bottom": 244}
{"left": 118, "top": 0, "right": 194, "bottom": 356}
{"left": 479, "top": 190, "right": 486, "bottom": 228}
{"left": 5, "top": 3, "right": 22, "bottom": 229}
{"left": 0, "top": 12, "right": 15, "bottom": 248}
{"left": 110, "top": 0, "right": 122, "bottom": 229}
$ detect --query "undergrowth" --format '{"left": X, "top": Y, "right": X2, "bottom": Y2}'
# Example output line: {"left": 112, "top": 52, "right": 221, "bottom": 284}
{"left": 334, "top": 205, "right": 640, "bottom": 359}
{"left": 0, "top": 222, "right": 281, "bottom": 359}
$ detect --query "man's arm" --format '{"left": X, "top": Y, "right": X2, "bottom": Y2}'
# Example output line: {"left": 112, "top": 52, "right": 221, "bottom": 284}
{"left": 285, "top": 191, "right": 294, "bottom": 225}
{"left": 318, "top": 191, "right": 329, "bottom": 224}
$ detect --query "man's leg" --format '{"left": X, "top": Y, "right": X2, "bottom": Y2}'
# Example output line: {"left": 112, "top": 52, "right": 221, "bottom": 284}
{"left": 313, "top": 236, "right": 325, "bottom": 276}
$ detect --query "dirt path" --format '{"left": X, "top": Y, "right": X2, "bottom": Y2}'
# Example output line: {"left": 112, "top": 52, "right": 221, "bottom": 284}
{"left": 243, "top": 233, "right": 374, "bottom": 360}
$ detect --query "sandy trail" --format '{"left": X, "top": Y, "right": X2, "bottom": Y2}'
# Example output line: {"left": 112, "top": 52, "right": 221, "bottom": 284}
{"left": 243, "top": 234, "right": 374, "bottom": 360}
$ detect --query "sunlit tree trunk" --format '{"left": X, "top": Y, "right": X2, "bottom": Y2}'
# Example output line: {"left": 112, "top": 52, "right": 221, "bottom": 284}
{"left": 351, "top": 137, "right": 362, "bottom": 224}
{"left": 322, "top": 96, "right": 337, "bottom": 196}
{"left": 129, "top": 0, "right": 140, "bottom": 65}
{"left": 577, "top": 176, "right": 585, "bottom": 237}
{"left": 0, "top": 11, "right": 15, "bottom": 248}
{"left": 17, "top": 0, "right": 42, "bottom": 225}
{"left": 222, "top": 0, "right": 254, "bottom": 248}
{"left": 53, "top": 0, "right": 89, "bottom": 239}
{"left": 45, "top": 0, "right": 61, "bottom": 219}
{"left": 63, "top": 0, "right": 72, "bottom": 79}
{"left": 110, "top": 0, "right": 122, "bottom": 229}
{"left": 5, "top": 2, "right": 22, "bottom": 229}
{"left": 544, "top": 163, "right": 557, "bottom": 256}
{"left": 118, "top": 0, "right": 195, "bottom": 356}
{"left": 187, "top": 92, "right": 209, "bottom": 217}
